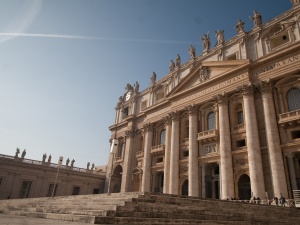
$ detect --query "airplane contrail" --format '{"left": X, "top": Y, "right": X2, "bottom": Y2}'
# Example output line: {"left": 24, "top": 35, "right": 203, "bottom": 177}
{"left": 0, "top": 32, "right": 191, "bottom": 45}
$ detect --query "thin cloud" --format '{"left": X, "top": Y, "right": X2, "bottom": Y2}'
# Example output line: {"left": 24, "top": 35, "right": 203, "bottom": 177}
{"left": 0, "top": 32, "right": 190, "bottom": 45}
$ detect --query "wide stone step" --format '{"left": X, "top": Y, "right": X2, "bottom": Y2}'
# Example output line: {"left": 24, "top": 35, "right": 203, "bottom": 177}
{"left": 93, "top": 216, "right": 288, "bottom": 225}
{"left": 3, "top": 210, "right": 96, "bottom": 223}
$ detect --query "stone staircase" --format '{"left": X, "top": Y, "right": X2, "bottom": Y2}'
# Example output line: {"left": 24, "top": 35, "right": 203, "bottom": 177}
{"left": 0, "top": 192, "right": 300, "bottom": 224}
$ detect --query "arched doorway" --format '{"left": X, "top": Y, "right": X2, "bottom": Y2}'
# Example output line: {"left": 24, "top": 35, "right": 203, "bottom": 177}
{"left": 238, "top": 174, "right": 251, "bottom": 200}
{"left": 110, "top": 165, "right": 123, "bottom": 193}
{"left": 182, "top": 180, "right": 188, "bottom": 196}
{"left": 131, "top": 168, "right": 142, "bottom": 192}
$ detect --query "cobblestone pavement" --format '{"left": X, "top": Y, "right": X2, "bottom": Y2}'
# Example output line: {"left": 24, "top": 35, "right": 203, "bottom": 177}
{"left": 0, "top": 214, "right": 90, "bottom": 225}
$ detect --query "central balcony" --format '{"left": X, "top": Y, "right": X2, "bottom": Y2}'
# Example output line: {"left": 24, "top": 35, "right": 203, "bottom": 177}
{"left": 278, "top": 109, "right": 300, "bottom": 127}
{"left": 197, "top": 129, "right": 219, "bottom": 143}
{"left": 150, "top": 144, "right": 165, "bottom": 155}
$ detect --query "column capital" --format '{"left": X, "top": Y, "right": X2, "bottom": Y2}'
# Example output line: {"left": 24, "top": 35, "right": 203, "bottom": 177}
{"left": 143, "top": 123, "right": 154, "bottom": 132}
{"left": 168, "top": 111, "right": 180, "bottom": 121}
{"left": 185, "top": 104, "right": 198, "bottom": 114}
{"left": 200, "top": 162, "right": 207, "bottom": 167}
{"left": 284, "top": 152, "right": 295, "bottom": 158}
{"left": 125, "top": 130, "right": 135, "bottom": 138}
{"left": 259, "top": 79, "right": 274, "bottom": 95}
{"left": 162, "top": 115, "right": 172, "bottom": 126}
{"left": 238, "top": 83, "right": 256, "bottom": 97}
{"left": 214, "top": 92, "right": 229, "bottom": 106}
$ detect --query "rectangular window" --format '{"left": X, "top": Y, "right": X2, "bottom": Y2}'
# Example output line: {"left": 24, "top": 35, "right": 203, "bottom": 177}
{"left": 72, "top": 186, "right": 80, "bottom": 195}
{"left": 291, "top": 130, "right": 300, "bottom": 139}
{"left": 236, "top": 139, "right": 246, "bottom": 148}
{"left": 183, "top": 151, "right": 189, "bottom": 157}
{"left": 156, "top": 90, "right": 165, "bottom": 101}
{"left": 237, "top": 111, "right": 244, "bottom": 124}
{"left": 227, "top": 53, "right": 238, "bottom": 60}
{"left": 271, "top": 33, "right": 290, "bottom": 49}
{"left": 19, "top": 181, "right": 32, "bottom": 198}
{"left": 141, "top": 100, "right": 147, "bottom": 110}
{"left": 123, "top": 107, "right": 129, "bottom": 117}
{"left": 156, "top": 157, "right": 163, "bottom": 163}
{"left": 47, "top": 184, "right": 58, "bottom": 197}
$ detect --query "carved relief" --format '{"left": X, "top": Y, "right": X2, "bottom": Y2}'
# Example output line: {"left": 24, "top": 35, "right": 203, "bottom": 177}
{"left": 235, "top": 158, "right": 249, "bottom": 167}
{"left": 180, "top": 164, "right": 188, "bottom": 174}
{"left": 204, "top": 144, "right": 217, "bottom": 154}
{"left": 199, "top": 66, "right": 211, "bottom": 82}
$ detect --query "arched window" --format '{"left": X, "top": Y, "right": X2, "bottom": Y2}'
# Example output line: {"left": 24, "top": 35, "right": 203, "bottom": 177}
{"left": 287, "top": 88, "right": 300, "bottom": 111}
{"left": 207, "top": 112, "right": 216, "bottom": 130}
{"left": 160, "top": 129, "right": 166, "bottom": 145}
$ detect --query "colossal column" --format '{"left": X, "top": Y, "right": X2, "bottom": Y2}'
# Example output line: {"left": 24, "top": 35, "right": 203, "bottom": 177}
{"left": 259, "top": 80, "right": 288, "bottom": 197}
{"left": 141, "top": 123, "right": 153, "bottom": 193}
{"left": 215, "top": 93, "right": 234, "bottom": 199}
{"left": 169, "top": 111, "right": 180, "bottom": 195}
{"left": 120, "top": 130, "right": 135, "bottom": 192}
{"left": 240, "top": 84, "right": 265, "bottom": 198}
{"left": 163, "top": 116, "right": 171, "bottom": 194}
{"left": 186, "top": 104, "right": 199, "bottom": 197}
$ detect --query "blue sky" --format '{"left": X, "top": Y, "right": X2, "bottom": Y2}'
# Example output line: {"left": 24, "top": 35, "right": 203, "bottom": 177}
{"left": 0, "top": 0, "right": 292, "bottom": 168}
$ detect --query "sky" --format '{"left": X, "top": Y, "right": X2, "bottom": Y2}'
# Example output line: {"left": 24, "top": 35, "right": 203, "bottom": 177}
{"left": 0, "top": 0, "right": 293, "bottom": 168}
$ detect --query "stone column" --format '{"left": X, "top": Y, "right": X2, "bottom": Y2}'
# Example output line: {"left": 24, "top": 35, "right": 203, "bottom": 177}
{"left": 120, "top": 130, "right": 135, "bottom": 192}
{"left": 201, "top": 163, "right": 206, "bottom": 198}
{"left": 163, "top": 116, "right": 171, "bottom": 194}
{"left": 141, "top": 123, "right": 153, "bottom": 193}
{"left": 186, "top": 104, "right": 199, "bottom": 197}
{"left": 259, "top": 81, "right": 288, "bottom": 198}
{"left": 285, "top": 153, "right": 298, "bottom": 191}
{"left": 169, "top": 111, "right": 180, "bottom": 195}
{"left": 240, "top": 84, "right": 265, "bottom": 198}
{"left": 215, "top": 93, "right": 234, "bottom": 199}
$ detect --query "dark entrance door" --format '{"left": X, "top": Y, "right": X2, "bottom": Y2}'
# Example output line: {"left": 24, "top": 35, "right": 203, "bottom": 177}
{"left": 182, "top": 180, "right": 188, "bottom": 196}
{"left": 238, "top": 174, "right": 251, "bottom": 200}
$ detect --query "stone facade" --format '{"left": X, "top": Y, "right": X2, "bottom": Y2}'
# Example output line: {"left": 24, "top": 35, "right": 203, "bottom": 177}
{"left": 0, "top": 153, "right": 106, "bottom": 199}
{"left": 106, "top": 2, "right": 300, "bottom": 200}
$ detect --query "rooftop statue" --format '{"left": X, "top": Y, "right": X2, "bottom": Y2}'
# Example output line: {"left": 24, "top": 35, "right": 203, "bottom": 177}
{"left": 169, "top": 59, "right": 175, "bottom": 72}
{"left": 188, "top": 44, "right": 196, "bottom": 59}
{"left": 21, "top": 149, "right": 26, "bottom": 159}
{"left": 201, "top": 32, "right": 211, "bottom": 52}
{"left": 235, "top": 19, "right": 245, "bottom": 33}
{"left": 215, "top": 30, "right": 225, "bottom": 45}
{"left": 250, "top": 10, "right": 262, "bottom": 28}
{"left": 291, "top": 0, "right": 300, "bottom": 6}
{"left": 134, "top": 81, "right": 139, "bottom": 94}
{"left": 176, "top": 54, "right": 181, "bottom": 67}
{"left": 47, "top": 154, "right": 51, "bottom": 163}
{"left": 151, "top": 71, "right": 156, "bottom": 85}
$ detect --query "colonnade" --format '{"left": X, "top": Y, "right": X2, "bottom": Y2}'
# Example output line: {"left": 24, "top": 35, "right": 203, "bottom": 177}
{"left": 137, "top": 81, "right": 290, "bottom": 198}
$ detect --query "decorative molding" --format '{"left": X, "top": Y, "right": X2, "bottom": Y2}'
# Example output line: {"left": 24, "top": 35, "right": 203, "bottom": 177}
{"left": 143, "top": 123, "right": 154, "bottom": 132}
